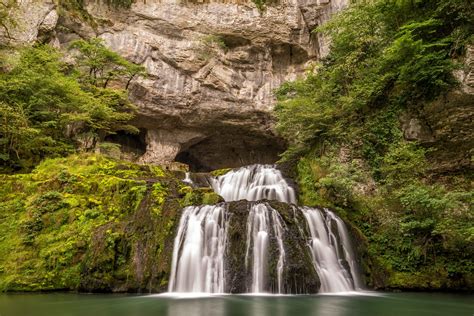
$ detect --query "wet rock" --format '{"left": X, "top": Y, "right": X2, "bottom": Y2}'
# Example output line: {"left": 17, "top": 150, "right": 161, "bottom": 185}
{"left": 225, "top": 200, "right": 320, "bottom": 293}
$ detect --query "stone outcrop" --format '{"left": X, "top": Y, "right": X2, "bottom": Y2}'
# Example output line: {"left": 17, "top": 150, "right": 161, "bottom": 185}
{"left": 401, "top": 45, "right": 474, "bottom": 175}
{"left": 91, "top": 0, "right": 348, "bottom": 170}
{"left": 3, "top": 0, "right": 348, "bottom": 170}
{"left": 225, "top": 200, "right": 320, "bottom": 293}
{"left": 0, "top": 0, "right": 56, "bottom": 45}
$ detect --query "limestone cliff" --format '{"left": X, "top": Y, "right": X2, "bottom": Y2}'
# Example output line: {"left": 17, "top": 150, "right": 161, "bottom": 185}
{"left": 3, "top": 0, "right": 348, "bottom": 170}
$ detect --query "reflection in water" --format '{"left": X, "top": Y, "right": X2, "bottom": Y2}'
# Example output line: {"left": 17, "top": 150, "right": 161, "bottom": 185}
{"left": 166, "top": 297, "right": 226, "bottom": 316}
{"left": 314, "top": 296, "right": 348, "bottom": 316}
{"left": 0, "top": 293, "right": 473, "bottom": 316}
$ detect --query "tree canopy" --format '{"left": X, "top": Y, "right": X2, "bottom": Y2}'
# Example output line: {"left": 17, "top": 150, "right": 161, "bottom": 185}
{"left": 0, "top": 40, "right": 145, "bottom": 172}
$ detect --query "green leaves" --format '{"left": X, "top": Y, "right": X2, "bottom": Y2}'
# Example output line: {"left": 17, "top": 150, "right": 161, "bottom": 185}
{"left": 275, "top": 0, "right": 470, "bottom": 161}
{"left": 0, "top": 43, "right": 143, "bottom": 172}
{"left": 276, "top": 0, "right": 473, "bottom": 287}
{"left": 69, "top": 38, "right": 145, "bottom": 89}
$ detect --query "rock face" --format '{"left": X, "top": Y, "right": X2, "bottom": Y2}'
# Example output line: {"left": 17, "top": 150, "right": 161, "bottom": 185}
{"left": 3, "top": 0, "right": 348, "bottom": 170}
{"left": 401, "top": 45, "right": 474, "bottom": 175}
{"left": 90, "top": 0, "right": 349, "bottom": 170}
{"left": 1, "top": 0, "right": 56, "bottom": 45}
{"left": 225, "top": 200, "right": 320, "bottom": 293}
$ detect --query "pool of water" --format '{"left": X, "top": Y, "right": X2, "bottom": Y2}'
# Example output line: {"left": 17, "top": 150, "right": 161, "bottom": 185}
{"left": 0, "top": 292, "right": 472, "bottom": 316}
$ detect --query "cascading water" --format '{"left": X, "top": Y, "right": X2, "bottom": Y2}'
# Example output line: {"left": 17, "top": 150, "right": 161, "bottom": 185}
{"left": 327, "top": 210, "right": 364, "bottom": 290}
{"left": 245, "top": 203, "right": 286, "bottom": 293}
{"left": 271, "top": 208, "right": 286, "bottom": 294}
{"left": 168, "top": 164, "right": 363, "bottom": 294}
{"left": 212, "top": 164, "right": 296, "bottom": 204}
{"left": 301, "top": 207, "right": 361, "bottom": 293}
{"left": 168, "top": 205, "right": 227, "bottom": 293}
{"left": 182, "top": 172, "right": 193, "bottom": 186}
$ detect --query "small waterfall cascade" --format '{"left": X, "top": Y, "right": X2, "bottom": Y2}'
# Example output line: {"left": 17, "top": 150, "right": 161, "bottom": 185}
{"left": 211, "top": 164, "right": 296, "bottom": 204}
{"left": 245, "top": 203, "right": 286, "bottom": 293}
{"left": 327, "top": 210, "right": 364, "bottom": 290}
{"left": 301, "top": 207, "right": 361, "bottom": 293}
{"left": 168, "top": 205, "right": 227, "bottom": 293}
{"left": 182, "top": 172, "right": 193, "bottom": 186}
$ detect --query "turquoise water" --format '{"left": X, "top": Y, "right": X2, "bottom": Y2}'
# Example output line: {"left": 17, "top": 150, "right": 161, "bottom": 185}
{"left": 0, "top": 292, "right": 472, "bottom": 316}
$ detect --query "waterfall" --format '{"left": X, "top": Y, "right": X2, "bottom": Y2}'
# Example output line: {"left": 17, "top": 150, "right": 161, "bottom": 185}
{"left": 327, "top": 210, "right": 364, "bottom": 290}
{"left": 212, "top": 164, "right": 296, "bottom": 204}
{"left": 183, "top": 172, "right": 193, "bottom": 186}
{"left": 168, "top": 205, "right": 227, "bottom": 293}
{"left": 301, "top": 207, "right": 361, "bottom": 293}
{"left": 272, "top": 208, "right": 286, "bottom": 294}
{"left": 168, "top": 164, "right": 363, "bottom": 294}
{"left": 245, "top": 203, "right": 286, "bottom": 293}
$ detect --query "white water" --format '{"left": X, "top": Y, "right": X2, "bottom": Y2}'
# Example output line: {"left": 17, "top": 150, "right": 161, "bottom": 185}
{"left": 168, "top": 205, "right": 227, "bottom": 293}
{"left": 301, "top": 207, "right": 360, "bottom": 293}
{"left": 245, "top": 203, "right": 286, "bottom": 293}
{"left": 169, "top": 165, "right": 363, "bottom": 295}
{"left": 326, "top": 210, "right": 364, "bottom": 290}
{"left": 183, "top": 172, "right": 193, "bottom": 185}
{"left": 212, "top": 165, "right": 296, "bottom": 204}
{"left": 271, "top": 208, "right": 286, "bottom": 294}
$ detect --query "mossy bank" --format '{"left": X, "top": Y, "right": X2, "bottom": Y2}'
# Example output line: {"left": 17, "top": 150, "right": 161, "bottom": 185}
{"left": 0, "top": 153, "right": 204, "bottom": 292}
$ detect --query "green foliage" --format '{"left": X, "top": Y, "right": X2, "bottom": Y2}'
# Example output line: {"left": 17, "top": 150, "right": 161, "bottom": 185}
{"left": 69, "top": 38, "right": 145, "bottom": 90}
{"left": 276, "top": 0, "right": 473, "bottom": 289}
{"left": 104, "top": 0, "right": 135, "bottom": 8}
{"left": 276, "top": 0, "right": 473, "bottom": 159}
{"left": 197, "top": 35, "right": 228, "bottom": 60}
{"left": 297, "top": 152, "right": 473, "bottom": 289}
{"left": 378, "top": 142, "right": 427, "bottom": 187}
{"left": 151, "top": 182, "right": 167, "bottom": 215}
{"left": 179, "top": 186, "right": 223, "bottom": 207}
{"left": 210, "top": 168, "right": 232, "bottom": 177}
{"left": 0, "top": 43, "right": 142, "bottom": 172}
{"left": 0, "top": 153, "right": 175, "bottom": 292}
{"left": 59, "top": 0, "right": 134, "bottom": 12}
{"left": 252, "top": 0, "right": 267, "bottom": 12}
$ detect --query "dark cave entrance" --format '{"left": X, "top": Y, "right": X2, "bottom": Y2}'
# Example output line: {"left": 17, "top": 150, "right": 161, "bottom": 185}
{"left": 104, "top": 129, "right": 147, "bottom": 156}
{"left": 175, "top": 133, "right": 286, "bottom": 172}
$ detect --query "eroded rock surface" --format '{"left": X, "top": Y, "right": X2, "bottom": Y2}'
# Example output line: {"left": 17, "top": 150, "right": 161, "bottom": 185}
{"left": 402, "top": 45, "right": 474, "bottom": 175}
{"left": 4, "top": 0, "right": 347, "bottom": 169}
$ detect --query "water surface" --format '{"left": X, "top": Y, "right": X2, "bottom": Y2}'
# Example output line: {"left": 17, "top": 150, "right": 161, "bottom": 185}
{"left": 0, "top": 292, "right": 472, "bottom": 316}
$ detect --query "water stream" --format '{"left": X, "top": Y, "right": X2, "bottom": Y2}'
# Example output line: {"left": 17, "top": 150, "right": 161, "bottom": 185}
{"left": 301, "top": 207, "right": 361, "bottom": 292}
{"left": 245, "top": 203, "right": 286, "bottom": 293}
{"left": 168, "top": 205, "right": 227, "bottom": 293}
{"left": 170, "top": 164, "right": 363, "bottom": 294}
{"left": 211, "top": 164, "right": 296, "bottom": 204}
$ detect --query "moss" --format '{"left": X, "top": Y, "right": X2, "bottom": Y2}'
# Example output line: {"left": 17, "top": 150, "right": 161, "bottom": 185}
{"left": 0, "top": 153, "right": 182, "bottom": 293}
{"left": 210, "top": 168, "right": 232, "bottom": 177}
{"left": 295, "top": 148, "right": 474, "bottom": 291}
{"left": 180, "top": 187, "right": 224, "bottom": 207}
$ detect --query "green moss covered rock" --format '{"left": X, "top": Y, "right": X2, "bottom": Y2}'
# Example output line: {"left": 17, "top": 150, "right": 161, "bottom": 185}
{"left": 0, "top": 153, "right": 181, "bottom": 292}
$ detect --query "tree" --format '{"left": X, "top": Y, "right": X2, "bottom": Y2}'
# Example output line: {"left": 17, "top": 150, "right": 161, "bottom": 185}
{"left": 69, "top": 38, "right": 145, "bottom": 89}
{"left": 0, "top": 44, "right": 139, "bottom": 171}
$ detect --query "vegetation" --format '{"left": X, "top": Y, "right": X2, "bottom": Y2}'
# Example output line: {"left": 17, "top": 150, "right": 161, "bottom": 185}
{"left": 54, "top": 0, "right": 134, "bottom": 31}
{"left": 0, "top": 153, "right": 193, "bottom": 292}
{"left": 252, "top": 0, "right": 267, "bottom": 12}
{"left": 0, "top": 39, "right": 144, "bottom": 172}
{"left": 276, "top": 0, "right": 473, "bottom": 290}
{"left": 197, "top": 35, "right": 229, "bottom": 60}
{"left": 0, "top": 0, "right": 16, "bottom": 44}
{"left": 70, "top": 38, "right": 146, "bottom": 90}
{"left": 59, "top": 0, "right": 134, "bottom": 11}
{"left": 0, "top": 0, "right": 472, "bottom": 294}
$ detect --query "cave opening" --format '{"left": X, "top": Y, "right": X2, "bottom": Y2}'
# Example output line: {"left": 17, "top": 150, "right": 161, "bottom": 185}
{"left": 175, "top": 134, "right": 285, "bottom": 172}
{"left": 104, "top": 129, "right": 147, "bottom": 157}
